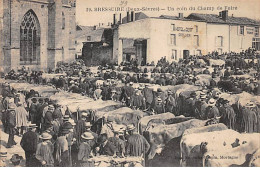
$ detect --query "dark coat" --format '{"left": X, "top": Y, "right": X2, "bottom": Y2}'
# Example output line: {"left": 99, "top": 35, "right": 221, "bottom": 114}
{"left": 20, "top": 131, "right": 38, "bottom": 152}
{"left": 142, "top": 88, "right": 153, "bottom": 104}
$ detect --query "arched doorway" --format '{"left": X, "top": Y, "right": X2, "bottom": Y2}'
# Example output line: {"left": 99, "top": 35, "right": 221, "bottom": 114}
{"left": 20, "top": 10, "right": 40, "bottom": 65}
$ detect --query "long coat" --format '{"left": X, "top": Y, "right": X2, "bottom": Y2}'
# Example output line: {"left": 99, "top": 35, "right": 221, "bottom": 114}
{"left": 142, "top": 88, "right": 153, "bottom": 104}
{"left": 15, "top": 106, "right": 28, "bottom": 128}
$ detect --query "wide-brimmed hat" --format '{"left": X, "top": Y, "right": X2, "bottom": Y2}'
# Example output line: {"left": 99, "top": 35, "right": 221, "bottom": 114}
{"left": 81, "top": 112, "right": 88, "bottom": 117}
{"left": 111, "top": 89, "right": 116, "bottom": 93}
{"left": 208, "top": 98, "right": 216, "bottom": 106}
{"left": 8, "top": 103, "right": 16, "bottom": 110}
{"left": 63, "top": 115, "right": 70, "bottom": 120}
{"left": 63, "top": 122, "right": 73, "bottom": 129}
{"left": 68, "top": 119, "right": 76, "bottom": 126}
{"left": 0, "top": 146, "right": 7, "bottom": 157}
{"left": 81, "top": 132, "right": 94, "bottom": 140}
{"left": 39, "top": 133, "right": 52, "bottom": 140}
{"left": 245, "top": 102, "right": 256, "bottom": 108}
{"left": 129, "top": 82, "right": 133, "bottom": 85}
{"left": 127, "top": 124, "right": 136, "bottom": 131}
{"left": 48, "top": 105, "right": 55, "bottom": 110}
{"left": 84, "top": 122, "right": 92, "bottom": 127}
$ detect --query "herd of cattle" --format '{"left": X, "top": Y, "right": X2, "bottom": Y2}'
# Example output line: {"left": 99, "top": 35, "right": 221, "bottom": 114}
{"left": 1, "top": 78, "right": 260, "bottom": 167}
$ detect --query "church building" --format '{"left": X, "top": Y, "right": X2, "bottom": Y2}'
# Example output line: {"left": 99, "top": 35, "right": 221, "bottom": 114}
{"left": 0, "top": 0, "right": 76, "bottom": 72}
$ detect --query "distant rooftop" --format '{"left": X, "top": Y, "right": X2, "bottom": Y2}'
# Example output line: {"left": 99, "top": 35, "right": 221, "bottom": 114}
{"left": 187, "top": 13, "right": 260, "bottom": 26}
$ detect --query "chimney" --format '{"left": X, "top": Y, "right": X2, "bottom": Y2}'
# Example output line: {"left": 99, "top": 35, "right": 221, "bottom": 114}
{"left": 127, "top": 12, "right": 130, "bottom": 23}
{"left": 119, "top": 13, "right": 122, "bottom": 24}
{"left": 93, "top": 25, "right": 97, "bottom": 30}
{"left": 131, "top": 11, "right": 134, "bottom": 22}
{"left": 131, "top": 11, "right": 135, "bottom": 21}
{"left": 221, "top": 10, "right": 228, "bottom": 21}
{"left": 98, "top": 23, "right": 101, "bottom": 27}
{"left": 113, "top": 14, "right": 116, "bottom": 25}
{"left": 178, "top": 13, "right": 184, "bottom": 19}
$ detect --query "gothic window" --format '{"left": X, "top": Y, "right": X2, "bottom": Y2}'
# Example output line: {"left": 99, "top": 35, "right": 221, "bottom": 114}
{"left": 20, "top": 10, "right": 40, "bottom": 65}
{"left": 62, "top": 12, "right": 65, "bottom": 29}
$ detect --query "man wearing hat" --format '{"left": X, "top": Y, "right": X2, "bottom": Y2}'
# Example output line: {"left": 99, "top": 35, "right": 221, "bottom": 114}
{"left": 185, "top": 92, "right": 197, "bottom": 117}
{"left": 122, "top": 82, "right": 135, "bottom": 106}
{"left": 165, "top": 90, "right": 176, "bottom": 114}
{"left": 100, "top": 116, "right": 115, "bottom": 139}
{"left": 153, "top": 97, "right": 165, "bottom": 114}
{"left": 101, "top": 81, "right": 110, "bottom": 100}
{"left": 84, "top": 122, "right": 98, "bottom": 145}
{"left": 36, "top": 133, "right": 54, "bottom": 167}
{"left": 125, "top": 124, "right": 150, "bottom": 160}
{"left": 108, "top": 126, "right": 126, "bottom": 157}
{"left": 93, "top": 85, "right": 102, "bottom": 101}
{"left": 95, "top": 133, "right": 115, "bottom": 157}
{"left": 219, "top": 100, "right": 236, "bottom": 130}
{"left": 6, "top": 103, "right": 17, "bottom": 148}
{"left": 29, "top": 98, "right": 38, "bottom": 123}
{"left": 130, "top": 89, "right": 146, "bottom": 110}
{"left": 241, "top": 102, "right": 257, "bottom": 133}
{"left": 43, "top": 105, "right": 54, "bottom": 131}
{"left": 205, "top": 98, "right": 220, "bottom": 120}
{"left": 55, "top": 124, "right": 71, "bottom": 167}
{"left": 20, "top": 123, "right": 38, "bottom": 167}
{"left": 78, "top": 132, "right": 95, "bottom": 167}
{"left": 74, "top": 112, "right": 88, "bottom": 147}
{"left": 15, "top": 101, "right": 28, "bottom": 136}
{"left": 142, "top": 84, "right": 153, "bottom": 111}
{"left": 194, "top": 92, "right": 208, "bottom": 120}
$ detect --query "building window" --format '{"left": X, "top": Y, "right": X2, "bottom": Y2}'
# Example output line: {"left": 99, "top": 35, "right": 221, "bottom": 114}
{"left": 194, "top": 35, "right": 199, "bottom": 46}
{"left": 171, "top": 24, "right": 175, "bottom": 31}
{"left": 171, "top": 49, "right": 177, "bottom": 60}
{"left": 195, "top": 25, "right": 198, "bottom": 33}
{"left": 252, "top": 38, "right": 260, "bottom": 51}
{"left": 62, "top": 12, "right": 65, "bottom": 29}
{"left": 170, "top": 34, "right": 176, "bottom": 45}
{"left": 255, "top": 27, "right": 259, "bottom": 37}
{"left": 20, "top": 10, "right": 40, "bottom": 65}
{"left": 240, "top": 26, "right": 244, "bottom": 35}
{"left": 216, "top": 36, "right": 223, "bottom": 47}
{"left": 87, "top": 36, "right": 91, "bottom": 41}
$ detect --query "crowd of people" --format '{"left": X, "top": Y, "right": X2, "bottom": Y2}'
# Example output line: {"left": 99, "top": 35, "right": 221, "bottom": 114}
{"left": 1, "top": 48, "right": 260, "bottom": 167}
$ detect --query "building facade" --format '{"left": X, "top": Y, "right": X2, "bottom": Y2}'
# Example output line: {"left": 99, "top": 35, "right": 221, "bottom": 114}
{"left": 114, "top": 11, "right": 260, "bottom": 65}
{"left": 0, "top": 0, "right": 76, "bottom": 73}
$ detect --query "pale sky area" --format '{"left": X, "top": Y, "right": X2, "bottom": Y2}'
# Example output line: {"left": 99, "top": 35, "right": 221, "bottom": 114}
{"left": 76, "top": 0, "right": 260, "bottom": 26}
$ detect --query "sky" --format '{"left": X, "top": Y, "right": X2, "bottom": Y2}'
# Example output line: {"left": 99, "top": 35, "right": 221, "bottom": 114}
{"left": 76, "top": 0, "right": 260, "bottom": 26}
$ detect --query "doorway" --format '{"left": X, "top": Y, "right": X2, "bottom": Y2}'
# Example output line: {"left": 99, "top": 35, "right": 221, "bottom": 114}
{"left": 183, "top": 50, "right": 190, "bottom": 59}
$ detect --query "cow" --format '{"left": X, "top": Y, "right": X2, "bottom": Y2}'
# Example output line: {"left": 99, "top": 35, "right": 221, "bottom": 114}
{"left": 203, "top": 134, "right": 260, "bottom": 167}
{"left": 180, "top": 123, "right": 228, "bottom": 166}
{"left": 180, "top": 129, "right": 240, "bottom": 167}
{"left": 138, "top": 112, "right": 175, "bottom": 134}
{"left": 144, "top": 119, "right": 207, "bottom": 165}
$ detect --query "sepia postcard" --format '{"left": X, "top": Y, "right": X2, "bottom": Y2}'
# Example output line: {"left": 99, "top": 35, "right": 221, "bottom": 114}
{"left": 0, "top": 0, "right": 259, "bottom": 167}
